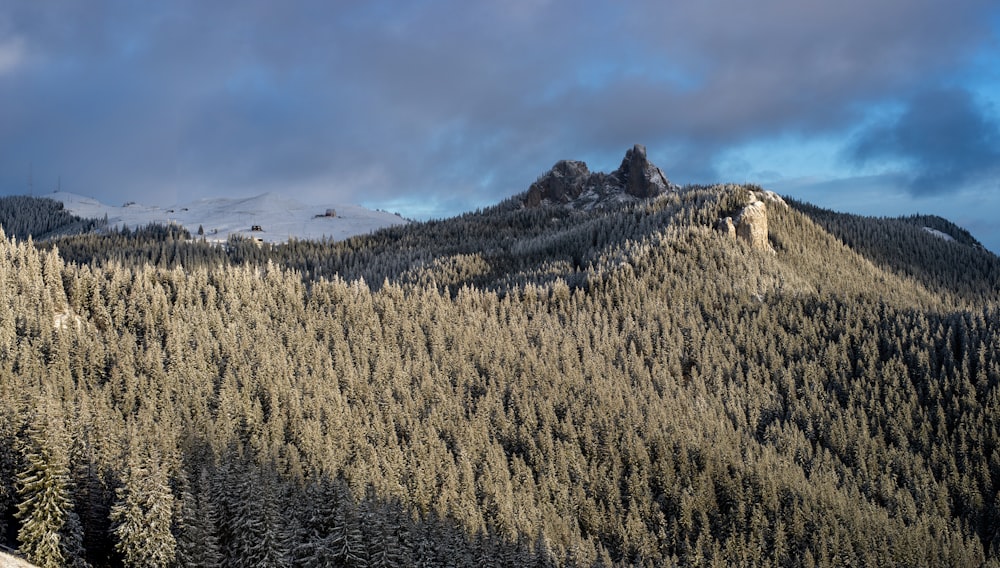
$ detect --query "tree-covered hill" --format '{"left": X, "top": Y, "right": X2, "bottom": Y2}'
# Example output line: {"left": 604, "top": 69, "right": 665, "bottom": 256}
{"left": 794, "top": 201, "right": 1000, "bottom": 306}
{"left": 0, "top": 196, "right": 105, "bottom": 242}
{"left": 3, "top": 183, "right": 999, "bottom": 566}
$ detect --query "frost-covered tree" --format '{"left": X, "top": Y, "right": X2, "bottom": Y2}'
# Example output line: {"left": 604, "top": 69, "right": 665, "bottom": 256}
{"left": 218, "top": 458, "right": 289, "bottom": 567}
{"left": 292, "top": 478, "right": 345, "bottom": 567}
{"left": 0, "top": 407, "right": 20, "bottom": 547}
{"left": 173, "top": 467, "right": 223, "bottom": 568}
{"left": 15, "top": 406, "right": 86, "bottom": 568}
{"left": 110, "top": 447, "right": 176, "bottom": 568}
{"left": 331, "top": 489, "right": 367, "bottom": 568}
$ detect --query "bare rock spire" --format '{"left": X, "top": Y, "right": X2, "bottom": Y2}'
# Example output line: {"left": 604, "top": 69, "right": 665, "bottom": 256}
{"left": 736, "top": 201, "right": 770, "bottom": 251}
{"left": 618, "top": 144, "right": 671, "bottom": 199}
{"left": 523, "top": 145, "right": 676, "bottom": 209}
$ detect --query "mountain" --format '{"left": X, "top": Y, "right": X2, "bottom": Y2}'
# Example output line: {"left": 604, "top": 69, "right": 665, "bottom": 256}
{"left": 0, "top": 195, "right": 104, "bottom": 241}
{"left": 521, "top": 144, "right": 679, "bottom": 209}
{"left": 2, "top": 160, "right": 1000, "bottom": 566}
{"left": 49, "top": 190, "right": 408, "bottom": 244}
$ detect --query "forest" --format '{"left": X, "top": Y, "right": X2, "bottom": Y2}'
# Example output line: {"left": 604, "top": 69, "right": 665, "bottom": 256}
{"left": 1, "top": 186, "right": 998, "bottom": 566}
{"left": 0, "top": 197, "right": 105, "bottom": 242}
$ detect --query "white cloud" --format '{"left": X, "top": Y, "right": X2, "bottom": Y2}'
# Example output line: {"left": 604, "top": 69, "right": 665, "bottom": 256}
{"left": 0, "top": 37, "right": 25, "bottom": 75}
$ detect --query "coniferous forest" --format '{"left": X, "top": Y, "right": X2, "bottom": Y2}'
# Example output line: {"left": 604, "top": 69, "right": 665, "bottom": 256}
{"left": 1, "top": 186, "right": 999, "bottom": 566}
{"left": 0, "top": 197, "right": 105, "bottom": 242}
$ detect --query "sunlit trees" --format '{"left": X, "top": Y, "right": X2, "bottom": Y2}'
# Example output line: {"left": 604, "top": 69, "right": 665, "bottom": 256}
{"left": 110, "top": 445, "right": 176, "bottom": 568}
{"left": 15, "top": 404, "right": 86, "bottom": 568}
{"left": 1, "top": 184, "right": 999, "bottom": 565}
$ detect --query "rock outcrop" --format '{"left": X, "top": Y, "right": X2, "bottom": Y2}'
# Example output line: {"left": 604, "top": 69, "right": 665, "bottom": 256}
{"left": 716, "top": 187, "right": 783, "bottom": 252}
{"left": 735, "top": 201, "right": 769, "bottom": 251}
{"left": 524, "top": 144, "right": 677, "bottom": 209}
{"left": 715, "top": 216, "right": 736, "bottom": 239}
{"left": 524, "top": 160, "right": 594, "bottom": 207}
{"left": 715, "top": 186, "right": 788, "bottom": 253}
{"left": 618, "top": 144, "right": 672, "bottom": 199}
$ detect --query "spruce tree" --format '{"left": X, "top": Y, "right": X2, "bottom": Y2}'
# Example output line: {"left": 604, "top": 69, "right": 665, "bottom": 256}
{"left": 173, "top": 468, "right": 223, "bottom": 568}
{"left": 330, "top": 488, "right": 368, "bottom": 567}
{"left": 110, "top": 447, "right": 176, "bottom": 568}
{"left": 219, "top": 460, "right": 289, "bottom": 567}
{"left": 293, "top": 478, "right": 344, "bottom": 567}
{"left": 15, "top": 406, "right": 85, "bottom": 568}
{"left": 0, "top": 407, "right": 19, "bottom": 547}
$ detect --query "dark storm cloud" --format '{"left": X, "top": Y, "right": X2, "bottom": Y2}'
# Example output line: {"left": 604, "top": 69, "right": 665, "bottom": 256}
{"left": 0, "top": 0, "right": 997, "bottom": 212}
{"left": 848, "top": 88, "right": 1000, "bottom": 195}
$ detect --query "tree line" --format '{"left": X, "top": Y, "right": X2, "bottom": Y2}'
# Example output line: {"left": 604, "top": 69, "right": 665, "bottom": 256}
{"left": 0, "top": 196, "right": 105, "bottom": 242}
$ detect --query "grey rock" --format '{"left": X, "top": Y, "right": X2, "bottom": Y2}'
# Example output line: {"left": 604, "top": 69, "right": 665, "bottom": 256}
{"left": 524, "top": 145, "right": 676, "bottom": 209}
{"left": 617, "top": 144, "right": 671, "bottom": 199}
{"left": 525, "top": 160, "right": 594, "bottom": 207}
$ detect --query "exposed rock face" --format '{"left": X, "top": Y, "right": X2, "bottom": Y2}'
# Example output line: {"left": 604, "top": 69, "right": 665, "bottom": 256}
{"left": 922, "top": 226, "right": 955, "bottom": 242}
{"left": 619, "top": 144, "right": 671, "bottom": 198}
{"left": 716, "top": 198, "right": 772, "bottom": 252}
{"left": 524, "top": 160, "right": 593, "bottom": 207}
{"left": 524, "top": 144, "right": 676, "bottom": 209}
{"left": 756, "top": 189, "right": 786, "bottom": 207}
{"left": 735, "top": 201, "right": 769, "bottom": 251}
{"left": 715, "top": 216, "right": 736, "bottom": 238}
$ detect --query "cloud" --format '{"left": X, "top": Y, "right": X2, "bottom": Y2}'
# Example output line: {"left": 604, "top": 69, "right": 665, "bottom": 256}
{"left": 0, "top": 1, "right": 998, "bottom": 215}
{"left": 847, "top": 88, "right": 1000, "bottom": 195}
{"left": 0, "top": 37, "right": 25, "bottom": 75}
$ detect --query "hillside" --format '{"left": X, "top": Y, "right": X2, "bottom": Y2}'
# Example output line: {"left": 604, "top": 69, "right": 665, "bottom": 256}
{"left": 0, "top": 550, "right": 34, "bottom": 568}
{"left": 1, "top": 179, "right": 999, "bottom": 566}
{"left": 49, "top": 191, "right": 409, "bottom": 244}
{"left": 0, "top": 196, "right": 105, "bottom": 241}
{"left": 794, "top": 201, "right": 1000, "bottom": 306}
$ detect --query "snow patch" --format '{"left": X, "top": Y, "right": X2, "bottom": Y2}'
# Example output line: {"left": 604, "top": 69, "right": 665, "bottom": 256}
{"left": 922, "top": 227, "right": 954, "bottom": 242}
{"left": 53, "top": 308, "right": 83, "bottom": 332}
{"left": 50, "top": 191, "right": 409, "bottom": 244}
{"left": 751, "top": 189, "right": 787, "bottom": 208}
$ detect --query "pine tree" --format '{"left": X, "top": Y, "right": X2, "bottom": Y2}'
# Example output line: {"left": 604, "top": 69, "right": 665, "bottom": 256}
{"left": 220, "top": 461, "right": 289, "bottom": 567}
{"left": 15, "top": 406, "right": 86, "bottom": 568}
{"left": 330, "top": 487, "right": 368, "bottom": 568}
{"left": 110, "top": 447, "right": 176, "bottom": 568}
{"left": 173, "top": 468, "right": 223, "bottom": 568}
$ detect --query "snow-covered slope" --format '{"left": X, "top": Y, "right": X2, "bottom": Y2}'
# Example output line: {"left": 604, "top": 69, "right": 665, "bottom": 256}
{"left": 0, "top": 549, "right": 35, "bottom": 568}
{"left": 50, "top": 192, "right": 408, "bottom": 244}
{"left": 922, "top": 226, "right": 955, "bottom": 242}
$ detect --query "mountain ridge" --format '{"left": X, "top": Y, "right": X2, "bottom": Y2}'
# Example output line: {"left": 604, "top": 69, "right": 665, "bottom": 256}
{"left": 47, "top": 190, "right": 408, "bottom": 244}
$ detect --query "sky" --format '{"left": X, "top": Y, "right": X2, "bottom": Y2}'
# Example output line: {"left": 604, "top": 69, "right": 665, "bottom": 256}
{"left": 2, "top": 1, "right": 1000, "bottom": 252}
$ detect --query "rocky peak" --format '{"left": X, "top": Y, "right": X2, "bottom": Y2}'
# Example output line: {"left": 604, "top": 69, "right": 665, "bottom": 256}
{"left": 523, "top": 160, "right": 593, "bottom": 207}
{"left": 524, "top": 145, "right": 677, "bottom": 209}
{"left": 618, "top": 144, "right": 671, "bottom": 199}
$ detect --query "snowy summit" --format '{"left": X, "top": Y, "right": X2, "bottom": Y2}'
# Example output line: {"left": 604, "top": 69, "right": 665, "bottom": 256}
{"left": 50, "top": 191, "right": 409, "bottom": 244}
